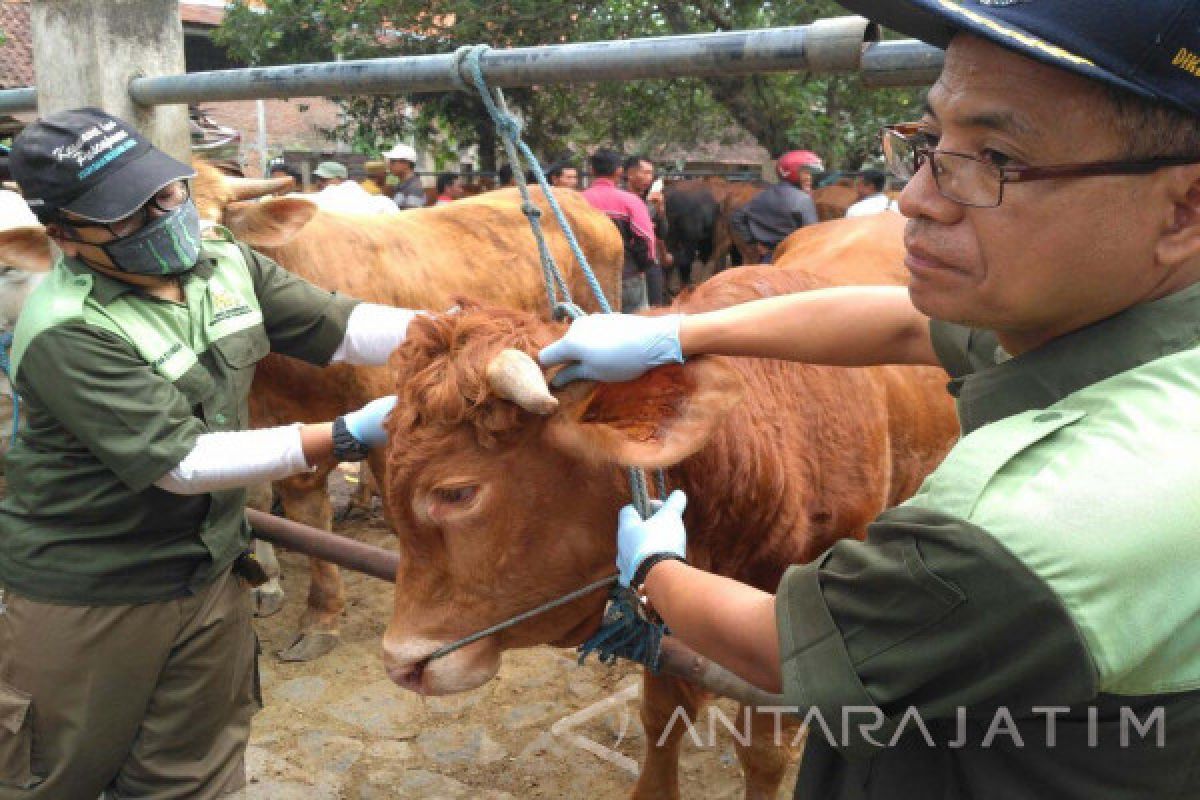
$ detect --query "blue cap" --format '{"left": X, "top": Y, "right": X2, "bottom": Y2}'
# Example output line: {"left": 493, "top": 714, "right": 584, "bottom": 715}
{"left": 839, "top": 1, "right": 1200, "bottom": 117}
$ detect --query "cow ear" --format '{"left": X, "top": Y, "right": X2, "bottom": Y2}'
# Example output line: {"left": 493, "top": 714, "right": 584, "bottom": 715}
{"left": 0, "top": 226, "right": 56, "bottom": 272}
{"left": 222, "top": 197, "right": 317, "bottom": 248}
{"left": 545, "top": 357, "right": 743, "bottom": 469}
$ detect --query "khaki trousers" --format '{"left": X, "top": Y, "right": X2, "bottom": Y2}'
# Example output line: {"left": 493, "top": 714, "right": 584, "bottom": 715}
{"left": 0, "top": 567, "right": 259, "bottom": 799}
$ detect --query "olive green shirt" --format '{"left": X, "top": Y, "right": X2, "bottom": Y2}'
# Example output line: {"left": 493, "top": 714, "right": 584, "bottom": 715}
{"left": 0, "top": 239, "right": 357, "bottom": 605}
{"left": 778, "top": 286, "right": 1200, "bottom": 799}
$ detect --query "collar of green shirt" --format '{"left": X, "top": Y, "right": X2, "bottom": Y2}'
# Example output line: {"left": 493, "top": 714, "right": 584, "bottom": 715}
{"left": 60, "top": 251, "right": 218, "bottom": 306}
{"left": 953, "top": 280, "right": 1200, "bottom": 434}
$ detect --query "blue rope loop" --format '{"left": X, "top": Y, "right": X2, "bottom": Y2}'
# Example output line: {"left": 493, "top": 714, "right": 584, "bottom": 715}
{"left": 0, "top": 330, "right": 17, "bottom": 439}
{"left": 576, "top": 586, "right": 667, "bottom": 673}
{"left": 458, "top": 44, "right": 670, "bottom": 672}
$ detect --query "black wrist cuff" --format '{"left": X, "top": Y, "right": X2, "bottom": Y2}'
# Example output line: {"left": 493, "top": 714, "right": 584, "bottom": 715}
{"left": 331, "top": 416, "right": 370, "bottom": 462}
{"left": 632, "top": 552, "right": 686, "bottom": 589}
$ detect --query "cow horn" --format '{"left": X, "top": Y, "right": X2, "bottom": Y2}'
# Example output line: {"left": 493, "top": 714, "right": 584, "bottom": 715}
{"left": 223, "top": 175, "right": 294, "bottom": 201}
{"left": 485, "top": 349, "right": 559, "bottom": 415}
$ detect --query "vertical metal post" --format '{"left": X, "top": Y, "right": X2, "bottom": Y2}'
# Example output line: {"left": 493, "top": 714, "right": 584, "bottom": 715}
{"left": 256, "top": 99, "right": 268, "bottom": 176}
{"left": 28, "top": 0, "right": 190, "bottom": 160}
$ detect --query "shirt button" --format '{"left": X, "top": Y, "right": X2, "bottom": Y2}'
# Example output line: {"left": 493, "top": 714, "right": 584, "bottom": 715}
{"left": 1033, "top": 411, "right": 1062, "bottom": 423}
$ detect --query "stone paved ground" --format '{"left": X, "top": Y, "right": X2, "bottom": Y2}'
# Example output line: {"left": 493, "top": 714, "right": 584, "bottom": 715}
{"left": 244, "top": 470, "right": 801, "bottom": 798}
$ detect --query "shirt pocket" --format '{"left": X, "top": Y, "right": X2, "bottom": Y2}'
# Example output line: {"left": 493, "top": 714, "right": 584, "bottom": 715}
{"left": 0, "top": 682, "right": 41, "bottom": 789}
{"left": 210, "top": 328, "right": 271, "bottom": 429}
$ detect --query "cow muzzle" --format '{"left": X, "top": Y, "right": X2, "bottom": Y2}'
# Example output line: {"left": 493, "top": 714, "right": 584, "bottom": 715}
{"left": 381, "top": 634, "right": 500, "bottom": 696}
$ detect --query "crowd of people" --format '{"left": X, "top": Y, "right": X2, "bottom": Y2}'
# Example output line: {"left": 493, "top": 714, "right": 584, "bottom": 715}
{"left": 259, "top": 144, "right": 901, "bottom": 311}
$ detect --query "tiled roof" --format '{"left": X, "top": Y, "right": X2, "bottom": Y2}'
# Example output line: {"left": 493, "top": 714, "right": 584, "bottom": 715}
{"left": 0, "top": 1, "right": 33, "bottom": 89}
{"left": 180, "top": 3, "right": 224, "bottom": 27}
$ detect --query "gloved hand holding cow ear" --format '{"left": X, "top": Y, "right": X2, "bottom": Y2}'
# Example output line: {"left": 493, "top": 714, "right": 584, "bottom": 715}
{"left": 538, "top": 313, "right": 685, "bottom": 387}
{"left": 331, "top": 395, "right": 397, "bottom": 461}
{"left": 616, "top": 490, "right": 689, "bottom": 588}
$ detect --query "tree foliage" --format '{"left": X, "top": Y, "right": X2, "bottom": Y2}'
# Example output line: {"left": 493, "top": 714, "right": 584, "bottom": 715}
{"left": 215, "top": 1, "right": 926, "bottom": 171}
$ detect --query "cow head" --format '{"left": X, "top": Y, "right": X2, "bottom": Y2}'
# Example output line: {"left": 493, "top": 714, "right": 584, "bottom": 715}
{"left": 191, "top": 161, "right": 318, "bottom": 248}
{"left": 380, "top": 304, "right": 742, "bottom": 695}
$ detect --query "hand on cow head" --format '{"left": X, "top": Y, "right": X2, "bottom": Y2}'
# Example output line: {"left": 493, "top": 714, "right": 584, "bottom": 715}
{"left": 380, "top": 303, "right": 743, "bottom": 695}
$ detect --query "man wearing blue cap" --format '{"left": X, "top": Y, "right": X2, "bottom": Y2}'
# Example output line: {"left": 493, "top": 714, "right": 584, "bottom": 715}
{"left": 540, "top": 2, "right": 1200, "bottom": 796}
{"left": 0, "top": 108, "right": 419, "bottom": 798}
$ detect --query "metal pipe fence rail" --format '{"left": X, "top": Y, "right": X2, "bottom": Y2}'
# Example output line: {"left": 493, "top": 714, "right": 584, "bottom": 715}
{"left": 0, "top": 17, "right": 942, "bottom": 114}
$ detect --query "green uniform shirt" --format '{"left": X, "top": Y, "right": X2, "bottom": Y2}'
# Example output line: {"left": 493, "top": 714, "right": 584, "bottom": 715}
{"left": 778, "top": 286, "right": 1200, "bottom": 799}
{"left": 0, "top": 235, "right": 357, "bottom": 605}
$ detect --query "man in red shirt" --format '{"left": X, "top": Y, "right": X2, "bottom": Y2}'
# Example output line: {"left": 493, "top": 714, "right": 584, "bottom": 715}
{"left": 581, "top": 148, "right": 659, "bottom": 311}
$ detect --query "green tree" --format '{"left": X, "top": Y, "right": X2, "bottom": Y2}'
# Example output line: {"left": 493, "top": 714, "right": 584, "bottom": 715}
{"left": 215, "top": 1, "right": 925, "bottom": 172}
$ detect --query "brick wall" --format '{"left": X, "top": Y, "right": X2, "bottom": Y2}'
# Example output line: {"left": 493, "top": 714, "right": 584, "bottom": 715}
{"left": 200, "top": 97, "right": 347, "bottom": 176}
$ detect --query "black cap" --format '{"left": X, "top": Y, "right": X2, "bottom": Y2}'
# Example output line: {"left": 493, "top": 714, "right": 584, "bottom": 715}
{"left": 839, "top": 1, "right": 1200, "bottom": 117}
{"left": 10, "top": 107, "right": 195, "bottom": 222}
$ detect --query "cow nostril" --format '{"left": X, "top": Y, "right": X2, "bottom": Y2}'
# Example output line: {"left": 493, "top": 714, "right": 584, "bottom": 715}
{"left": 386, "top": 653, "right": 431, "bottom": 692}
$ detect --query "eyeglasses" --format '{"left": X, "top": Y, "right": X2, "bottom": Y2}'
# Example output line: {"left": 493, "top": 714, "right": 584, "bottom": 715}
{"left": 59, "top": 180, "right": 191, "bottom": 239}
{"left": 882, "top": 123, "right": 1200, "bottom": 209}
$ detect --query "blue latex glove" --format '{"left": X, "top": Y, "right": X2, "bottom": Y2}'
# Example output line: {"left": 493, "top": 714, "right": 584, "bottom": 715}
{"left": 341, "top": 395, "right": 397, "bottom": 448}
{"left": 616, "top": 490, "right": 688, "bottom": 587}
{"left": 538, "top": 313, "right": 685, "bottom": 387}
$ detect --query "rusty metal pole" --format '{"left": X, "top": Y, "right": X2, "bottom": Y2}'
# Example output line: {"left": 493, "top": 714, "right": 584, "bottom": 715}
{"left": 245, "top": 508, "right": 399, "bottom": 583}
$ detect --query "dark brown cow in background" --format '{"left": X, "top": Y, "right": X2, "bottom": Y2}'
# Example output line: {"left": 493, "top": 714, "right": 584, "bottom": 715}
{"left": 377, "top": 213, "right": 957, "bottom": 798}
{"left": 711, "top": 181, "right": 763, "bottom": 274}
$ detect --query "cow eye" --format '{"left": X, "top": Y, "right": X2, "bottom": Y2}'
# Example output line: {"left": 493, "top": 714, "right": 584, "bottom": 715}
{"left": 431, "top": 485, "right": 478, "bottom": 505}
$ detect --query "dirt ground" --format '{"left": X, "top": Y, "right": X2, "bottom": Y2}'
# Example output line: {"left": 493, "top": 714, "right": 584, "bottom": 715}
{"left": 243, "top": 468, "right": 802, "bottom": 798}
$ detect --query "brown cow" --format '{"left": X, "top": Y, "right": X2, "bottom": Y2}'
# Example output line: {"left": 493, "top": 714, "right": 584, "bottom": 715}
{"left": 710, "top": 181, "right": 764, "bottom": 274}
{"left": 195, "top": 165, "right": 623, "bottom": 660}
{"left": 377, "top": 214, "right": 958, "bottom": 798}
{"left": 0, "top": 165, "right": 624, "bottom": 662}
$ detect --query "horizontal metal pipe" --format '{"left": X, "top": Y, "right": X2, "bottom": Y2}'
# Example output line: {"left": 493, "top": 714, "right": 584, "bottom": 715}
{"left": 245, "top": 508, "right": 399, "bottom": 582}
{"left": 0, "top": 87, "right": 35, "bottom": 114}
{"left": 129, "top": 18, "right": 873, "bottom": 105}
{"left": 860, "top": 38, "right": 944, "bottom": 88}
{"left": 0, "top": 23, "right": 942, "bottom": 114}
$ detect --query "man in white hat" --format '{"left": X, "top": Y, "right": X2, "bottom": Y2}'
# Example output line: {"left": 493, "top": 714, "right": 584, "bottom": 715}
{"left": 383, "top": 142, "right": 426, "bottom": 210}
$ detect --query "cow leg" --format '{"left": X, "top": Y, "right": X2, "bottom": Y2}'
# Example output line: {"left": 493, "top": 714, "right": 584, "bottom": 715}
{"left": 634, "top": 672, "right": 710, "bottom": 800}
{"left": 274, "top": 473, "right": 343, "bottom": 662}
{"left": 733, "top": 705, "right": 804, "bottom": 800}
{"left": 245, "top": 481, "right": 285, "bottom": 618}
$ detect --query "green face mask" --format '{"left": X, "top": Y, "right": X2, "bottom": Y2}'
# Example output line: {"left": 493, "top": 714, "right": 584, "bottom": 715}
{"left": 100, "top": 199, "right": 202, "bottom": 276}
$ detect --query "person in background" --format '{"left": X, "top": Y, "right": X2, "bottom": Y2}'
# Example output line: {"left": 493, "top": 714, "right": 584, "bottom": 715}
{"left": 846, "top": 168, "right": 899, "bottom": 217}
{"left": 312, "top": 161, "right": 348, "bottom": 191}
{"left": 0, "top": 107, "right": 420, "bottom": 799}
{"left": 383, "top": 143, "right": 425, "bottom": 209}
{"left": 546, "top": 159, "right": 580, "bottom": 190}
{"left": 582, "top": 148, "right": 659, "bottom": 312}
{"left": 435, "top": 173, "right": 463, "bottom": 205}
{"left": 730, "top": 149, "right": 822, "bottom": 263}
{"left": 310, "top": 161, "right": 396, "bottom": 215}
{"left": 267, "top": 161, "right": 302, "bottom": 193}
{"left": 622, "top": 154, "right": 669, "bottom": 304}
{"left": 360, "top": 160, "right": 390, "bottom": 197}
